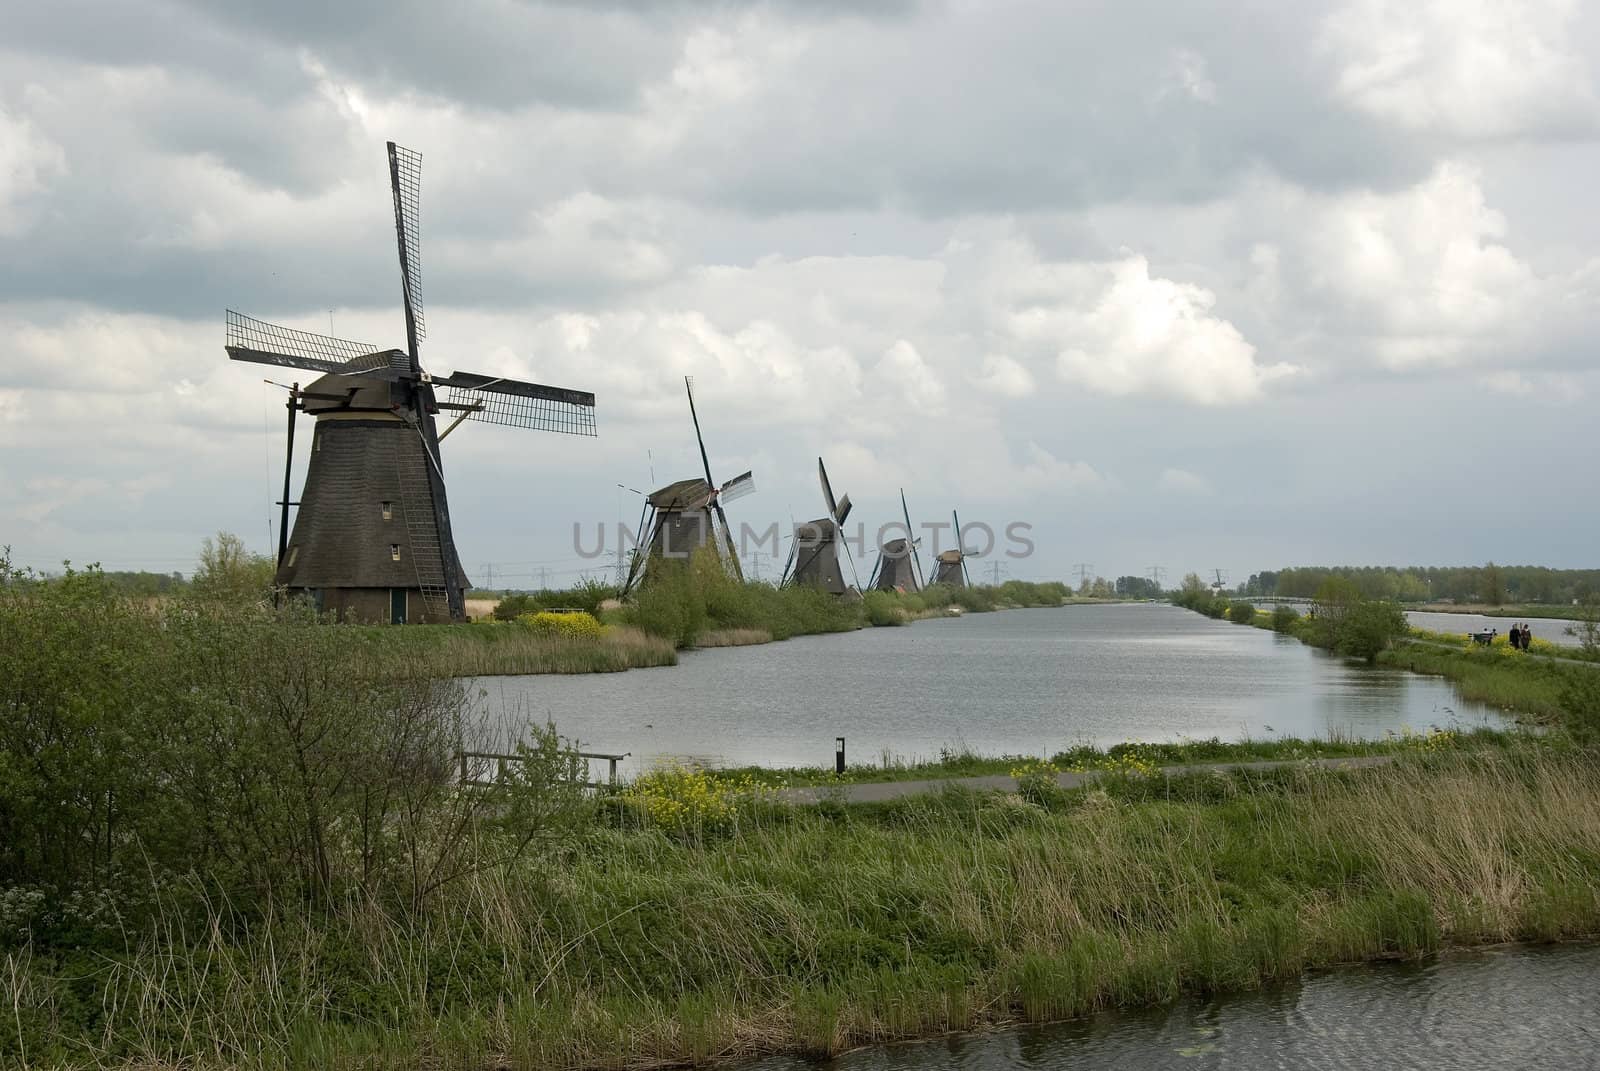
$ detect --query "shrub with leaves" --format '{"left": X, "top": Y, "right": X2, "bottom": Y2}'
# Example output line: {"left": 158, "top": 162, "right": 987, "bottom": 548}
{"left": 516, "top": 610, "right": 604, "bottom": 640}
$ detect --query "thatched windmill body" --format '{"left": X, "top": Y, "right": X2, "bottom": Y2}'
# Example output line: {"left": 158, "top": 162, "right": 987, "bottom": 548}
{"left": 621, "top": 378, "right": 754, "bottom": 594}
{"left": 868, "top": 488, "right": 924, "bottom": 593}
{"left": 781, "top": 457, "right": 859, "bottom": 595}
{"left": 225, "top": 142, "right": 596, "bottom": 623}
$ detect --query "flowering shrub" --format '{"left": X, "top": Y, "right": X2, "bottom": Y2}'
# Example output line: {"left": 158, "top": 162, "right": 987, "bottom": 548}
{"left": 1386, "top": 726, "right": 1460, "bottom": 753}
{"left": 516, "top": 610, "right": 604, "bottom": 640}
{"left": 1065, "top": 745, "right": 1159, "bottom": 778}
{"left": 624, "top": 766, "right": 778, "bottom": 834}
{"left": 1009, "top": 759, "right": 1061, "bottom": 806}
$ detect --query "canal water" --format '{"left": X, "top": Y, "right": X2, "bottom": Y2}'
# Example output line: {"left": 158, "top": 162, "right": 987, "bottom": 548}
{"left": 743, "top": 944, "right": 1600, "bottom": 1071}
{"left": 477, "top": 602, "right": 1510, "bottom": 774}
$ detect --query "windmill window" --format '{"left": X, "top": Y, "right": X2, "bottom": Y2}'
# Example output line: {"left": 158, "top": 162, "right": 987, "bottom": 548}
{"left": 381, "top": 501, "right": 394, "bottom": 521}
{"left": 390, "top": 544, "right": 402, "bottom": 562}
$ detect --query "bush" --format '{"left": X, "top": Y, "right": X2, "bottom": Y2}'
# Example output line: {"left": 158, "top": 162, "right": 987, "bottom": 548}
{"left": 1272, "top": 605, "right": 1300, "bottom": 632}
{"left": 516, "top": 610, "right": 604, "bottom": 639}
{"left": 1228, "top": 600, "right": 1257, "bottom": 624}
{"left": 862, "top": 590, "right": 905, "bottom": 626}
{"left": 1333, "top": 600, "right": 1409, "bottom": 662}
{"left": 0, "top": 558, "right": 589, "bottom": 912}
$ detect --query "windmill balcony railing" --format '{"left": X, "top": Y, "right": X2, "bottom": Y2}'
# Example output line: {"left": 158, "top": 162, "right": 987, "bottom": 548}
{"left": 456, "top": 749, "right": 630, "bottom": 790}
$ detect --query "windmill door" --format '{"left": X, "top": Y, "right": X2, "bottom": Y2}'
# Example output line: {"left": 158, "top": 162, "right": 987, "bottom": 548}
{"left": 390, "top": 588, "right": 407, "bottom": 625}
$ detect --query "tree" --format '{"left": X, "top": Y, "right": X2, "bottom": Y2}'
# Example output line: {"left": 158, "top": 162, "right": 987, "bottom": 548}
{"left": 191, "top": 531, "right": 276, "bottom": 606}
{"left": 1481, "top": 561, "right": 1506, "bottom": 606}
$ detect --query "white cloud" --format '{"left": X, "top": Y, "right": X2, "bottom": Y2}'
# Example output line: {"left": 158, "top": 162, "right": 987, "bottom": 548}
{"left": 1161, "top": 48, "right": 1217, "bottom": 103}
{"left": 868, "top": 340, "right": 946, "bottom": 416}
{"left": 1251, "top": 163, "right": 1552, "bottom": 369}
{"left": 1322, "top": 0, "right": 1599, "bottom": 138}
{"left": 1159, "top": 467, "right": 1213, "bottom": 495}
{"left": 971, "top": 354, "right": 1035, "bottom": 398}
{"left": 1026, "top": 255, "right": 1295, "bottom": 405}
{"left": 0, "top": 104, "right": 67, "bottom": 235}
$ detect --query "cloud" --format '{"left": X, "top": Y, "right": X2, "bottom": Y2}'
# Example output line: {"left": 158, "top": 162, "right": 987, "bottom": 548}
{"left": 1321, "top": 0, "right": 1600, "bottom": 139}
{"left": 971, "top": 354, "right": 1035, "bottom": 398}
{"left": 1016, "top": 254, "right": 1295, "bottom": 405}
{"left": 1159, "top": 467, "right": 1213, "bottom": 495}
{"left": 0, "top": 105, "right": 67, "bottom": 235}
{"left": 1242, "top": 163, "right": 1581, "bottom": 371}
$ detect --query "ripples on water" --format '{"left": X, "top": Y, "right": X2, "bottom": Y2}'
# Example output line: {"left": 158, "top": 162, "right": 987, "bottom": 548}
{"left": 747, "top": 945, "right": 1600, "bottom": 1071}
{"left": 477, "top": 604, "right": 1509, "bottom": 775}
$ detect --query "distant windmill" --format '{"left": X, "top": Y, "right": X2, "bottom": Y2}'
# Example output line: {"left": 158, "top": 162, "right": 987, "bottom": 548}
{"left": 781, "top": 456, "right": 858, "bottom": 595}
{"left": 932, "top": 509, "right": 971, "bottom": 587}
{"left": 869, "top": 488, "right": 924, "bottom": 592}
{"left": 224, "top": 141, "right": 596, "bottom": 624}
{"left": 621, "top": 377, "right": 754, "bottom": 595}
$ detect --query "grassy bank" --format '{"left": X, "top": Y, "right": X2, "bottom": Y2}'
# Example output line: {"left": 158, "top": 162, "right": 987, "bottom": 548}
{"left": 363, "top": 620, "right": 678, "bottom": 675}
{"left": 715, "top": 729, "right": 1500, "bottom": 788}
{"left": 1378, "top": 642, "right": 1597, "bottom": 723}
{"left": 10, "top": 748, "right": 1600, "bottom": 1068}
{"left": 1413, "top": 602, "right": 1586, "bottom": 621}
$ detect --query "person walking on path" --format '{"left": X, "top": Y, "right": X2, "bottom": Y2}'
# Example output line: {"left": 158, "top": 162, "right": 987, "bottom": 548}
{"left": 1508, "top": 623, "right": 1521, "bottom": 650}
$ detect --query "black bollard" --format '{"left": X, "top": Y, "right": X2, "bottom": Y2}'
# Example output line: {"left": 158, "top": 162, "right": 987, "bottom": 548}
{"left": 835, "top": 736, "right": 846, "bottom": 775}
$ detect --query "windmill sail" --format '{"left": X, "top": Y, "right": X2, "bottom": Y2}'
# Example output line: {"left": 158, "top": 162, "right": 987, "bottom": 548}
{"left": 387, "top": 141, "right": 425, "bottom": 359}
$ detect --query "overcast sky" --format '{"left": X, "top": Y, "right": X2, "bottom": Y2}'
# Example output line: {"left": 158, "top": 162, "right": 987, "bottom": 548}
{"left": 4, "top": 0, "right": 1598, "bottom": 587}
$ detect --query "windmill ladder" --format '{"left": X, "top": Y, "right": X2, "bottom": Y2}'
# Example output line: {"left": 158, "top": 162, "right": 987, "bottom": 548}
{"left": 392, "top": 428, "right": 451, "bottom": 622}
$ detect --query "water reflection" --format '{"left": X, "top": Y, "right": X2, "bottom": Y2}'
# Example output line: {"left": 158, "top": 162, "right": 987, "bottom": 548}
{"left": 475, "top": 604, "right": 1510, "bottom": 776}
{"left": 747, "top": 945, "right": 1600, "bottom": 1070}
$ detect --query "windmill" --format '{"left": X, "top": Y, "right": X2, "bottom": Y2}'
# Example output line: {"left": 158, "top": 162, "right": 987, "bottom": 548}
{"left": 621, "top": 377, "right": 754, "bottom": 595}
{"left": 932, "top": 509, "right": 971, "bottom": 588}
{"left": 869, "top": 488, "right": 924, "bottom": 592}
{"left": 224, "top": 141, "right": 596, "bottom": 624}
{"left": 781, "top": 457, "right": 858, "bottom": 595}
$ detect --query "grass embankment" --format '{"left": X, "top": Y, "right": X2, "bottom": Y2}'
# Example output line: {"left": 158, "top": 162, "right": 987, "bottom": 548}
{"left": 12, "top": 748, "right": 1600, "bottom": 1068}
{"left": 1378, "top": 643, "right": 1595, "bottom": 720}
{"left": 716, "top": 730, "right": 1493, "bottom": 788}
{"left": 355, "top": 620, "right": 678, "bottom": 675}
{"left": 1413, "top": 602, "right": 1585, "bottom": 621}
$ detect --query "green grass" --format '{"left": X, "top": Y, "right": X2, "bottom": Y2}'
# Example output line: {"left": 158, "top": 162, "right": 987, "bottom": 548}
{"left": 352, "top": 620, "right": 679, "bottom": 675}
{"left": 712, "top": 730, "right": 1509, "bottom": 788}
{"left": 1414, "top": 602, "right": 1588, "bottom": 621}
{"left": 10, "top": 747, "right": 1599, "bottom": 1069}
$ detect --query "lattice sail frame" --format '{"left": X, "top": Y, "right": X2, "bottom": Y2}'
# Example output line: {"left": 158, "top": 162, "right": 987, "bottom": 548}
{"left": 443, "top": 380, "right": 597, "bottom": 436}
{"left": 225, "top": 310, "right": 405, "bottom": 376}
{"left": 388, "top": 142, "right": 425, "bottom": 342}
{"left": 719, "top": 470, "right": 756, "bottom": 503}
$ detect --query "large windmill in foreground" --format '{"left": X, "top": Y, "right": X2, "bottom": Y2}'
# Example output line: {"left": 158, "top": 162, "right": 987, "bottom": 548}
{"left": 225, "top": 142, "right": 596, "bottom": 624}
{"left": 781, "top": 457, "right": 858, "bottom": 595}
{"left": 621, "top": 377, "right": 754, "bottom": 595}
{"left": 869, "top": 488, "right": 924, "bottom": 592}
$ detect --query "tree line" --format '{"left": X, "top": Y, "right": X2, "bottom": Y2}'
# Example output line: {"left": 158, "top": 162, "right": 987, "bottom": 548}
{"left": 1238, "top": 564, "right": 1600, "bottom": 606}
